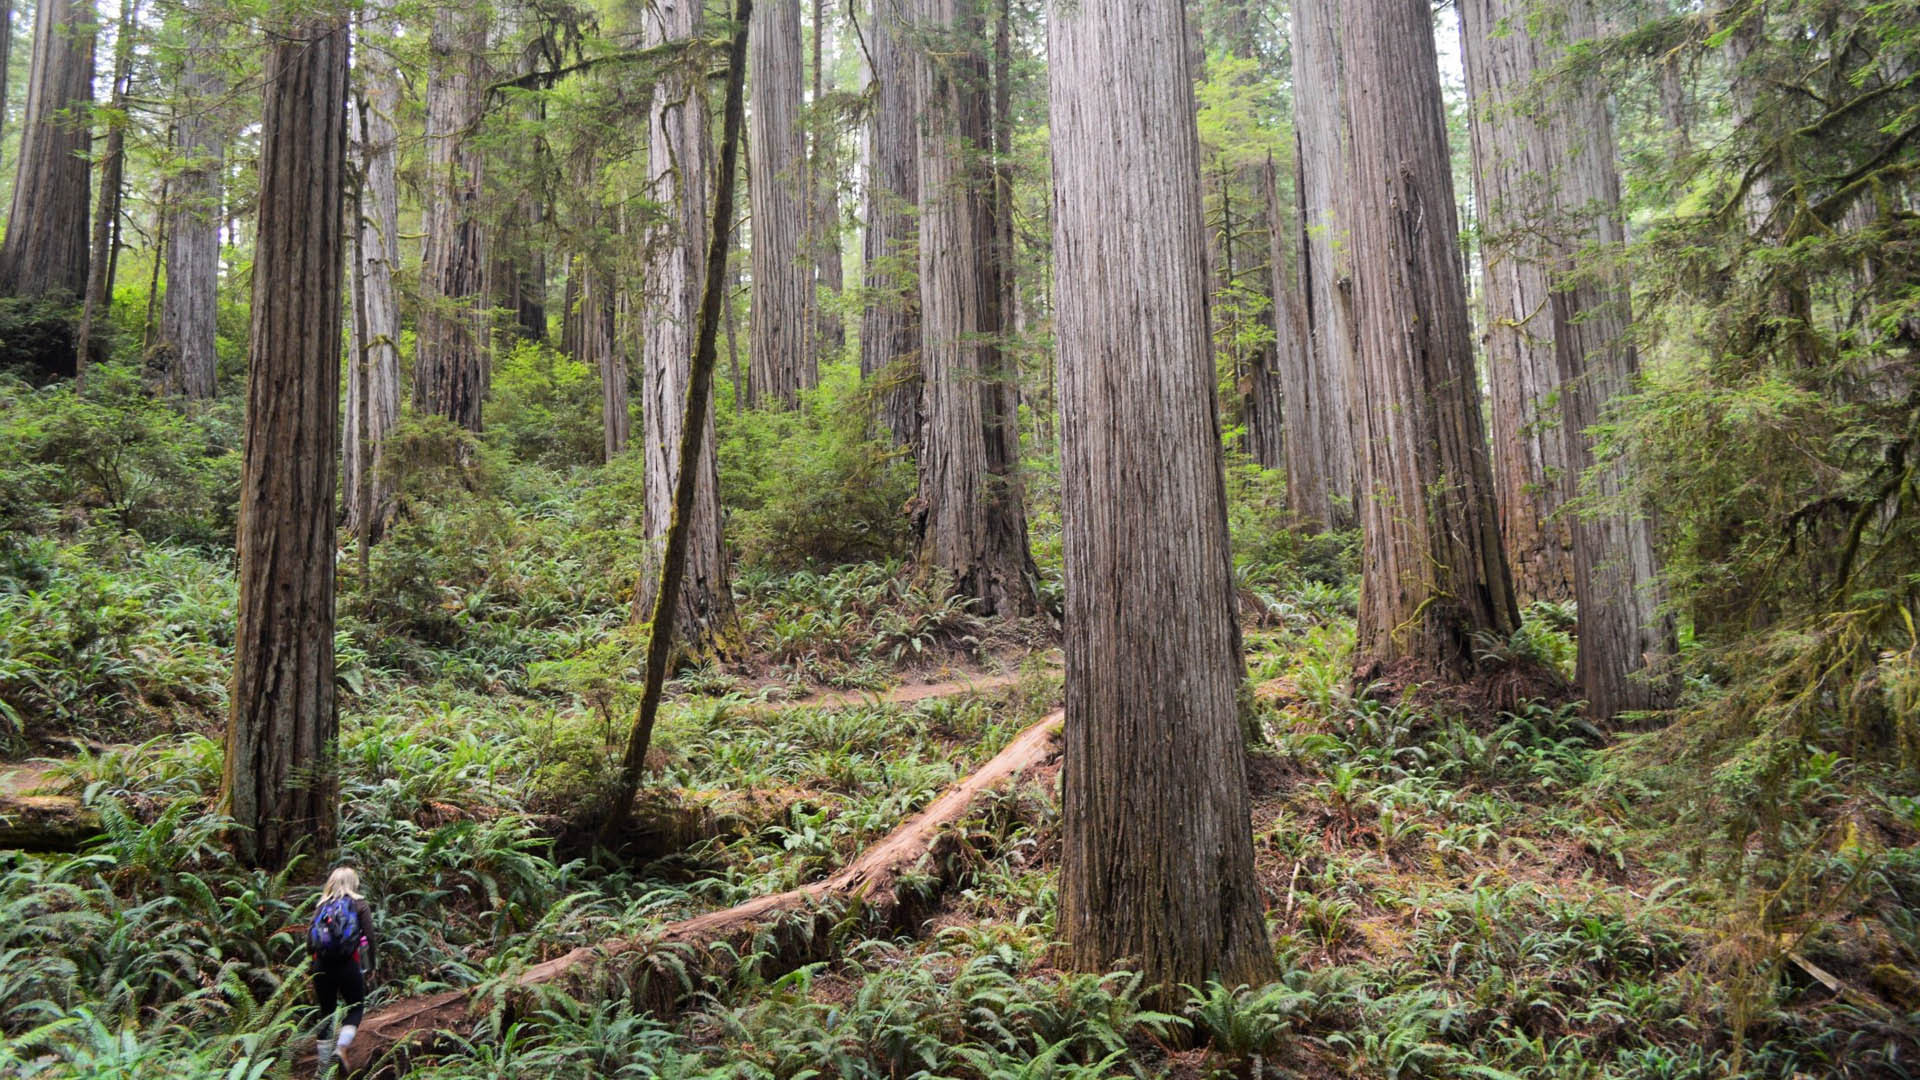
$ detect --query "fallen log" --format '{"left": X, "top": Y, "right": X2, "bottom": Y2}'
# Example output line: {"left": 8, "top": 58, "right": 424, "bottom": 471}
{"left": 326, "top": 709, "right": 1064, "bottom": 1077}
{"left": 0, "top": 795, "right": 99, "bottom": 851}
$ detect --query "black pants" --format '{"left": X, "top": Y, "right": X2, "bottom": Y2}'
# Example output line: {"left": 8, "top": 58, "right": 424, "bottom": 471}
{"left": 313, "top": 955, "right": 367, "bottom": 1037}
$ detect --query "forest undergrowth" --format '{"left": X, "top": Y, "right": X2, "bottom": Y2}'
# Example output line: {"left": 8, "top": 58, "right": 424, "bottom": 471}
{"left": 0, "top": 360, "right": 1916, "bottom": 1079}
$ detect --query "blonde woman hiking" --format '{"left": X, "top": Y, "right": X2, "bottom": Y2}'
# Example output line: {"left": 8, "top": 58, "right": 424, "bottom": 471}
{"left": 307, "top": 866, "right": 376, "bottom": 1073}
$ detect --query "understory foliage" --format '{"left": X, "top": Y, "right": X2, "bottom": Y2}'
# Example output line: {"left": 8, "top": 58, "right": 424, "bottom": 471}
{"left": 1592, "top": 0, "right": 1920, "bottom": 1023}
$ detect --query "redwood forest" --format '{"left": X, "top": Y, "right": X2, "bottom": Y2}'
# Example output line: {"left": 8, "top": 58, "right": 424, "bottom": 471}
{"left": 0, "top": 0, "right": 1915, "bottom": 1076}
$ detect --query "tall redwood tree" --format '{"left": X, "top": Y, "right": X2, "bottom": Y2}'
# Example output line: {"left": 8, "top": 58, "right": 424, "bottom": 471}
{"left": 1050, "top": 0, "right": 1274, "bottom": 995}
{"left": 222, "top": 12, "right": 350, "bottom": 871}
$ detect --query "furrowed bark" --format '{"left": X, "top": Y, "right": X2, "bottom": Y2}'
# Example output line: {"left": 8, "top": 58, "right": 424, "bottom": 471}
{"left": 1284, "top": 0, "right": 1359, "bottom": 529}
{"left": 1340, "top": 0, "right": 1520, "bottom": 683}
{"left": 414, "top": 4, "right": 492, "bottom": 433}
{"left": 0, "top": 0, "right": 95, "bottom": 310}
{"left": 220, "top": 13, "right": 349, "bottom": 872}
{"left": 907, "top": 0, "right": 1037, "bottom": 618}
{"left": 859, "top": 0, "right": 921, "bottom": 448}
{"left": 1049, "top": 0, "right": 1275, "bottom": 999}
{"left": 632, "top": 0, "right": 742, "bottom": 658}
{"left": 159, "top": 8, "right": 225, "bottom": 400}
{"left": 1460, "top": 0, "right": 1577, "bottom": 606}
{"left": 346, "top": 15, "right": 403, "bottom": 543}
{"left": 749, "top": 0, "right": 810, "bottom": 408}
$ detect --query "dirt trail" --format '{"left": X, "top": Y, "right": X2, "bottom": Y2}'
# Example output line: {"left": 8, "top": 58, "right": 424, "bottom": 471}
{"left": 736, "top": 669, "right": 1039, "bottom": 714}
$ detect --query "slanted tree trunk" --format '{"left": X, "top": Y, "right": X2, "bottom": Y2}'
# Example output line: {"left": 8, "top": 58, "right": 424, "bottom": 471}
{"left": 1341, "top": 0, "right": 1520, "bottom": 683}
{"left": 414, "top": 5, "right": 491, "bottom": 433}
{"left": 221, "top": 14, "right": 349, "bottom": 872}
{"left": 1050, "top": 0, "right": 1274, "bottom": 999}
{"left": 1459, "top": 0, "right": 1576, "bottom": 606}
{"left": 0, "top": 0, "right": 95, "bottom": 305}
{"left": 1460, "top": 0, "right": 1674, "bottom": 717}
{"left": 346, "top": 16, "right": 403, "bottom": 543}
{"left": 808, "top": 0, "right": 844, "bottom": 358}
{"left": 74, "top": 0, "right": 136, "bottom": 376}
{"left": 159, "top": 11, "right": 224, "bottom": 399}
{"left": 749, "top": 0, "right": 809, "bottom": 408}
{"left": 859, "top": 0, "right": 920, "bottom": 447}
{"left": 1284, "top": 0, "right": 1359, "bottom": 529}
{"left": 908, "top": 0, "right": 1036, "bottom": 618}
{"left": 633, "top": 0, "right": 740, "bottom": 658}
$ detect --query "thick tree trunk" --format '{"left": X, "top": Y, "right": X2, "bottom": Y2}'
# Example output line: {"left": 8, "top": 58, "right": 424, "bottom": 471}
{"left": 0, "top": 0, "right": 94, "bottom": 304}
{"left": 908, "top": 0, "right": 1036, "bottom": 618}
{"left": 1341, "top": 0, "right": 1520, "bottom": 683}
{"left": 1460, "top": 0, "right": 1675, "bottom": 717}
{"left": 1050, "top": 0, "right": 1274, "bottom": 999}
{"left": 749, "top": 0, "right": 810, "bottom": 408}
{"left": 1459, "top": 0, "right": 1577, "bottom": 607}
{"left": 346, "top": 17, "right": 403, "bottom": 543}
{"left": 159, "top": 13, "right": 224, "bottom": 400}
{"left": 74, "top": 0, "right": 135, "bottom": 377}
{"left": 221, "top": 15, "right": 348, "bottom": 872}
{"left": 859, "top": 0, "right": 921, "bottom": 447}
{"left": 809, "top": 0, "right": 845, "bottom": 358}
{"left": 1284, "top": 0, "right": 1359, "bottom": 529}
{"left": 633, "top": 0, "right": 740, "bottom": 658}
{"left": 414, "top": 5, "right": 491, "bottom": 433}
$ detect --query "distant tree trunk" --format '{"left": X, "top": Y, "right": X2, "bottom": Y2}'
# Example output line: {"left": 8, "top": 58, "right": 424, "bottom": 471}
{"left": 0, "top": 0, "right": 95, "bottom": 304}
{"left": 634, "top": 0, "right": 740, "bottom": 658}
{"left": 1285, "top": 0, "right": 1359, "bottom": 528}
{"left": 414, "top": 4, "right": 491, "bottom": 433}
{"left": 222, "top": 14, "right": 348, "bottom": 872}
{"left": 1341, "top": 0, "right": 1520, "bottom": 683}
{"left": 489, "top": 32, "right": 549, "bottom": 344}
{"left": 0, "top": 0, "right": 13, "bottom": 165}
{"left": 1244, "top": 154, "right": 1290, "bottom": 466}
{"left": 1461, "top": 0, "right": 1674, "bottom": 717}
{"left": 346, "top": 17, "right": 403, "bottom": 543}
{"left": 749, "top": 0, "right": 809, "bottom": 408}
{"left": 74, "top": 0, "right": 136, "bottom": 376}
{"left": 908, "top": 0, "right": 1036, "bottom": 618}
{"left": 588, "top": 265, "right": 627, "bottom": 461}
{"left": 1258, "top": 152, "right": 1302, "bottom": 474}
{"left": 1050, "top": 0, "right": 1274, "bottom": 998}
{"left": 159, "top": 12, "right": 224, "bottom": 399}
{"left": 807, "top": 0, "right": 844, "bottom": 356}
{"left": 1459, "top": 0, "right": 1576, "bottom": 607}
{"left": 859, "top": 0, "right": 920, "bottom": 447}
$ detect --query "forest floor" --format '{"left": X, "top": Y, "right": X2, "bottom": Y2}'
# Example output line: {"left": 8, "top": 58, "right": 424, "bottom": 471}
{"left": 2, "top": 552, "right": 1915, "bottom": 1078}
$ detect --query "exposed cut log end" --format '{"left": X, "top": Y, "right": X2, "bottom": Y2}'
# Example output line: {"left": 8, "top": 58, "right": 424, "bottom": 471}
{"left": 324, "top": 710, "right": 1063, "bottom": 1077}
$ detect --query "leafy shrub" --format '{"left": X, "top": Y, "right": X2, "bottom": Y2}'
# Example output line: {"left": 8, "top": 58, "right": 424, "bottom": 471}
{"left": 487, "top": 339, "right": 607, "bottom": 469}
{"left": 0, "top": 364, "right": 242, "bottom": 547}
{"left": 720, "top": 361, "right": 915, "bottom": 570}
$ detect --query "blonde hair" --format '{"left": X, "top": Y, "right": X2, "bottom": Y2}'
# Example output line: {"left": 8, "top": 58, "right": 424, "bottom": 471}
{"left": 320, "top": 866, "right": 363, "bottom": 902}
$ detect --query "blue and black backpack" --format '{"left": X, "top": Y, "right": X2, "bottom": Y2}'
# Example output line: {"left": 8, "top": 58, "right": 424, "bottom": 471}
{"left": 308, "top": 896, "right": 360, "bottom": 961}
